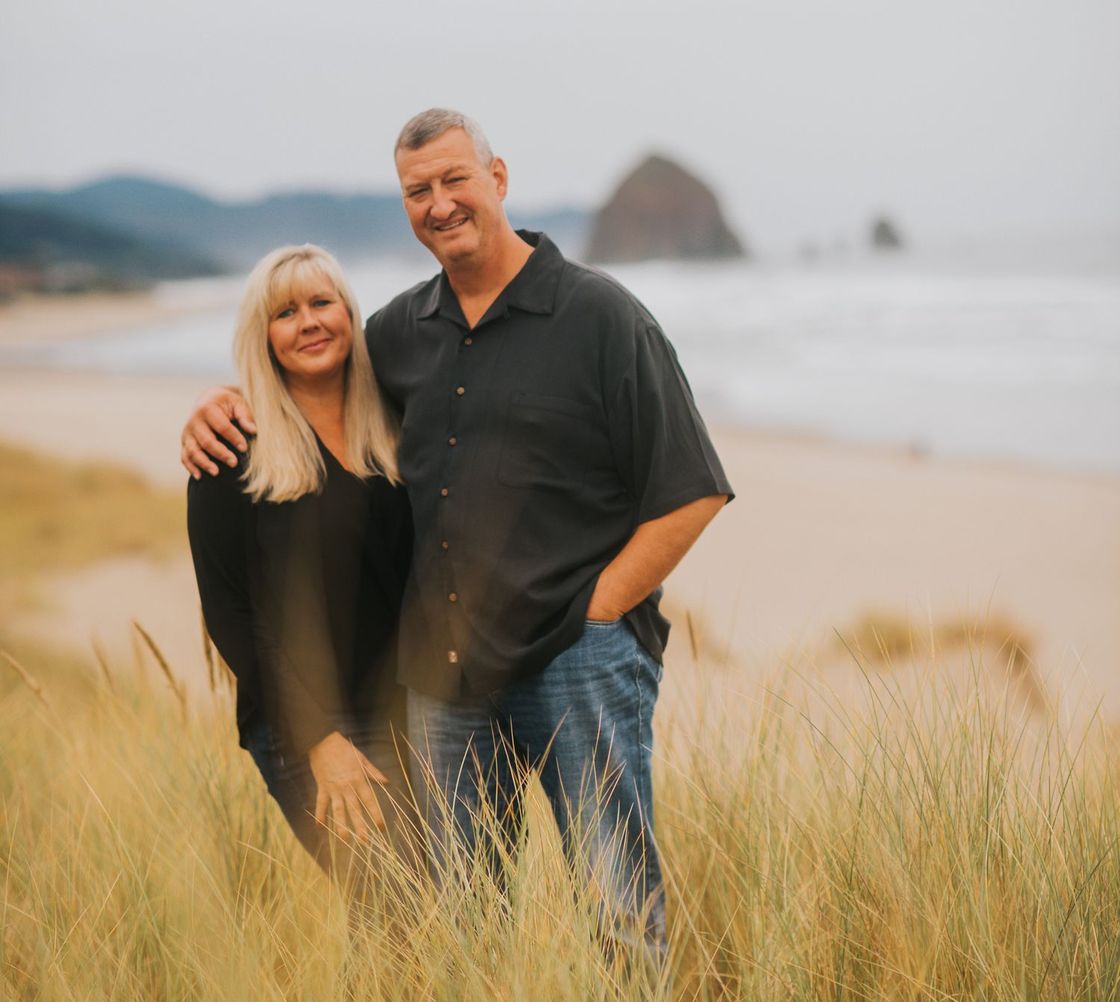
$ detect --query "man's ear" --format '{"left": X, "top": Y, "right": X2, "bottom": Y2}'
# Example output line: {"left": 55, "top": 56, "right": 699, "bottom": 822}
{"left": 490, "top": 157, "right": 509, "bottom": 200}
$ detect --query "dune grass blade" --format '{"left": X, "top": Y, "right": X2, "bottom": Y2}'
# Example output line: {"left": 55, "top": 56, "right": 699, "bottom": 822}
{"left": 130, "top": 620, "right": 187, "bottom": 721}
{"left": 1, "top": 649, "right": 52, "bottom": 711}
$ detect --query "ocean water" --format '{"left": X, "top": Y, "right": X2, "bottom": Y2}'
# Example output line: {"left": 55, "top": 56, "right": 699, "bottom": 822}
{"left": 6, "top": 252, "right": 1120, "bottom": 475}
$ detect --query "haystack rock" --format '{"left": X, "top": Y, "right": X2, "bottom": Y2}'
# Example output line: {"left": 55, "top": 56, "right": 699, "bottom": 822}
{"left": 585, "top": 154, "right": 746, "bottom": 264}
{"left": 870, "top": 215, "right": 904, "bottom": 251}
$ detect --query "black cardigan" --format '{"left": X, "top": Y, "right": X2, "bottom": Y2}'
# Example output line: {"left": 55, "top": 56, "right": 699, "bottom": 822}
{"left": 187, "top": 439, "right": 412, "bottom": 756}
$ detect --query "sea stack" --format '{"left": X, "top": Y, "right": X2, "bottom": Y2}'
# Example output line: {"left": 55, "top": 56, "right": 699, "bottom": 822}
{"left": 585, "top": 154, "right": 746, "bottom": 264}
{"left": 870, "top": 215, "right": 904, "bottom": 251}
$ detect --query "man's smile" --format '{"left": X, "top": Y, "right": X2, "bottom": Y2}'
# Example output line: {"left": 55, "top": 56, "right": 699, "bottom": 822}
{"left": 431, "top": 217, "right": 469, "bottom": 232}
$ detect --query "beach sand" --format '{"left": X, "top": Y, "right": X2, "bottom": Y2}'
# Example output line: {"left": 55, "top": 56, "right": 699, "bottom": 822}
{"left": 662, "top": 430, "right": 1120, "bottom": 724}
{"left": 1, "top": 361, "right": 1118, "bottom": 720}
{"left": 0, "top": 286, "right": 236, "bottom": 348}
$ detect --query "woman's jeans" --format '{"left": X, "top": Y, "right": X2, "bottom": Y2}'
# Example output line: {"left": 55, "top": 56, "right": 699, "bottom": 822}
{"left": 407, "top": 618, "right": 666, "bottom": 956}
{"left": 244, "top": 713, "right": 422, "bottom": 912}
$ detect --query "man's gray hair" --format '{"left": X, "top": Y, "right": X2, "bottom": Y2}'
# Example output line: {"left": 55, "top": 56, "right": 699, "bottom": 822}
{"left": 395, "top": 108, "right": 494, "bottom": 166}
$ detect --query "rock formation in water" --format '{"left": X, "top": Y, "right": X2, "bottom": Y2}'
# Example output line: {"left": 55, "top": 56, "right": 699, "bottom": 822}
{"left": 585, "top": 154, "right": 746, "bottom": 264}
{"left": 870, "top": 215, "right": 904, "bottom": 251}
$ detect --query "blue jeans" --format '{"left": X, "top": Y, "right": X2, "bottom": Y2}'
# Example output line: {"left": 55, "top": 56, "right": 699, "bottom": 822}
{"left": 407, "top": 618, "right": 666, "bottom": 954}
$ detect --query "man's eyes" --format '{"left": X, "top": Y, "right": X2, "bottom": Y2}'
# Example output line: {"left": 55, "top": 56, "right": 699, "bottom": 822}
{"left": 407, "top": 176, "right": 466, "bottom": 197}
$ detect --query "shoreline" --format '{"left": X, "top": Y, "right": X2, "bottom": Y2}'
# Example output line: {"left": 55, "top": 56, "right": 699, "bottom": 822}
{"left": 3, "top": 278, "right": 1118, "bottom": 481}
{"left": 0, "top": 287, "right": 237, "bottom": 348}
{"left": 2, "top": 362, "right": 1119, "bottom": 486}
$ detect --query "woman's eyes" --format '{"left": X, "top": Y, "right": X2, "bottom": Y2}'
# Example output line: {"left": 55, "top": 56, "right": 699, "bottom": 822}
{"left": 276, "top": 298, "right": 332, "bottom": 318}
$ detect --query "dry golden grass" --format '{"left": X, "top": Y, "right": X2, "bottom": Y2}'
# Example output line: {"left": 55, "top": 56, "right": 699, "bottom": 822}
{"left": 0, "top": 440, "right": 184, "bottom": 583}
{"left": 835, "top": 611, "right": 1034, "bottom": 670}
{"left": 1, "top": 632, "right": 1117, "bottom": 1001}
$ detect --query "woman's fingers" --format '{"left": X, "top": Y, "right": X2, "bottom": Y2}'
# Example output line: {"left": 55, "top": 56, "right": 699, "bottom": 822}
{"left": 354, "top": 781, "right": 386, "bottom": 833}
{"left": 331, "top": 796, "right": 349, "bottom": 844}
{"left": 316, "top": 785, "right": 386, "bottom": 845}
{"left": 362, "top": 759, "right": 391, "bottom": 786}
{"left": 344, "top": 791, "right": 373, "bottom": 844}
{"left": 354, "top": 753, "right": 389, "bottom": 831}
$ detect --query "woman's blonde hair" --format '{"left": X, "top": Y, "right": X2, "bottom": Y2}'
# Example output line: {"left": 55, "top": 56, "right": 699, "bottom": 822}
{"left": 233, "top": 244, "right": 400, "bottom": 502}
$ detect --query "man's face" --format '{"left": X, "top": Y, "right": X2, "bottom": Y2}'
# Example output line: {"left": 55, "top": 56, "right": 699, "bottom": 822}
{"left": 396, "top": 127, "right": 509, "bottom": 271}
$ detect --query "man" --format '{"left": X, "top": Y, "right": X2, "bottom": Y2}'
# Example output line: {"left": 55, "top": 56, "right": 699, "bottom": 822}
{"left": 181, "top": 108, "right": 732, "bottom": 953}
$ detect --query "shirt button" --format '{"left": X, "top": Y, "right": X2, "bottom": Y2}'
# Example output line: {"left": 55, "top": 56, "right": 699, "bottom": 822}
{"left": 448, "top": 435, "right": 458, "bottom": 446}
{"left": 448, "top": 592, "right": 458, "bottom": 603}
{"left": 455, "top": 386, "right": 465, "bottom": 396}
{"left": 441, "top": 540, "right": 450, "bottom": 551}
{"left": 448, "top": 650, "right": 459, "bottom": 664}
{"left": 440, "top": 487, "right": 449, "bottom": 497}
{"left": 463, "top": 337, "right": 473, "bottom": 346}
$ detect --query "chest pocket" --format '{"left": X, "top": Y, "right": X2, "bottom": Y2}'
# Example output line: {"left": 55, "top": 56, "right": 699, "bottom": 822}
{"left": 498, "top": 391, "right": 602, "bottom": 492}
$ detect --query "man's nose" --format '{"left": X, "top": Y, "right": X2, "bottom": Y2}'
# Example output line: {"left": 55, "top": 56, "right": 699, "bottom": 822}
{"left": 429, "top": 186, "right": 456, "bottom": 220}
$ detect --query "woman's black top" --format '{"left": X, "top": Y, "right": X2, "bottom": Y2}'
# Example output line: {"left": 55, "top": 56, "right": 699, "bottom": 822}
{"left": 186, "top": 438, "right": 412, "bottom": 757}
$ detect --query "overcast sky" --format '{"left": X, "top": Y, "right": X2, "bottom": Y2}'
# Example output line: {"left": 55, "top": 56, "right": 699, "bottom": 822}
{"left": 3, "top": 0, "right": 1118, "bottom": 251}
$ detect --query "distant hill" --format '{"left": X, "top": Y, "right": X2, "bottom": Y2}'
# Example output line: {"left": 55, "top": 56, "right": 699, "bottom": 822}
{"left": 2, "top": 175, "right": 592, "bottom": 270}
{"left": 0, "top": 200, "right": 222, "bottom": 294}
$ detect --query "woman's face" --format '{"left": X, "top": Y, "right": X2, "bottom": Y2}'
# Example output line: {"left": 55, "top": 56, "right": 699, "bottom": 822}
{"left": 267, "top": 277, "right": 353, "bottom": 387}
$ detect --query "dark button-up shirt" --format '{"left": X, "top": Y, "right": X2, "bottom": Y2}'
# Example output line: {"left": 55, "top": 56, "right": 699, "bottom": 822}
{"left": 366, "top": 231, "right": 733, "bottom": 701}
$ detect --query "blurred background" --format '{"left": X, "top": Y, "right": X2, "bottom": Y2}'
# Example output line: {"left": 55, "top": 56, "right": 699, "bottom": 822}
{"left": 1, "top": 0, "right": 1118, "bottom": 719}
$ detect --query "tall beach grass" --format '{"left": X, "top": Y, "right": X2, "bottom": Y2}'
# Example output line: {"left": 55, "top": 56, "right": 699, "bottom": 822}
{"left": 2, "top": 630, "right": 1117, "bottom": 1001}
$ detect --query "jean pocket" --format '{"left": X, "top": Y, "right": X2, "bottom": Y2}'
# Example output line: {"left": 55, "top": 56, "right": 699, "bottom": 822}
{"left": 584, "top": 617, "right": 623, "bottom": 628}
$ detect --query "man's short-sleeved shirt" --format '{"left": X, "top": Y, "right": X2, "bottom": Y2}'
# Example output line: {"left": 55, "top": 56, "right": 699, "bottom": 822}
{"left": 366, "top": 231, "right": 733, "bottom": 701}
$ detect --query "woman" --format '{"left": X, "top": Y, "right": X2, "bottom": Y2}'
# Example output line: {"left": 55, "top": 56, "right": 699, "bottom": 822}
{"left": 187, "top": 244, "right": 417, "bottom": 891}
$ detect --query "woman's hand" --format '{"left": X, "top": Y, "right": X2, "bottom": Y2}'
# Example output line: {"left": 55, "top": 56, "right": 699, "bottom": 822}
{"left": 307, "top": 730, "right": 390, "bottom": 844}
{"left": 181, "top": 386, "right": 257, "bottom": 479}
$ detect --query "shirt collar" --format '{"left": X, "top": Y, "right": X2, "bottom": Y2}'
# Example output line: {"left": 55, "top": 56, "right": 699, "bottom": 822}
{"left": 416, "top": 272, "right": 455, "bottom": 320}
{"left": 417, "top": 230, "right": 564, "bottom": 321}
